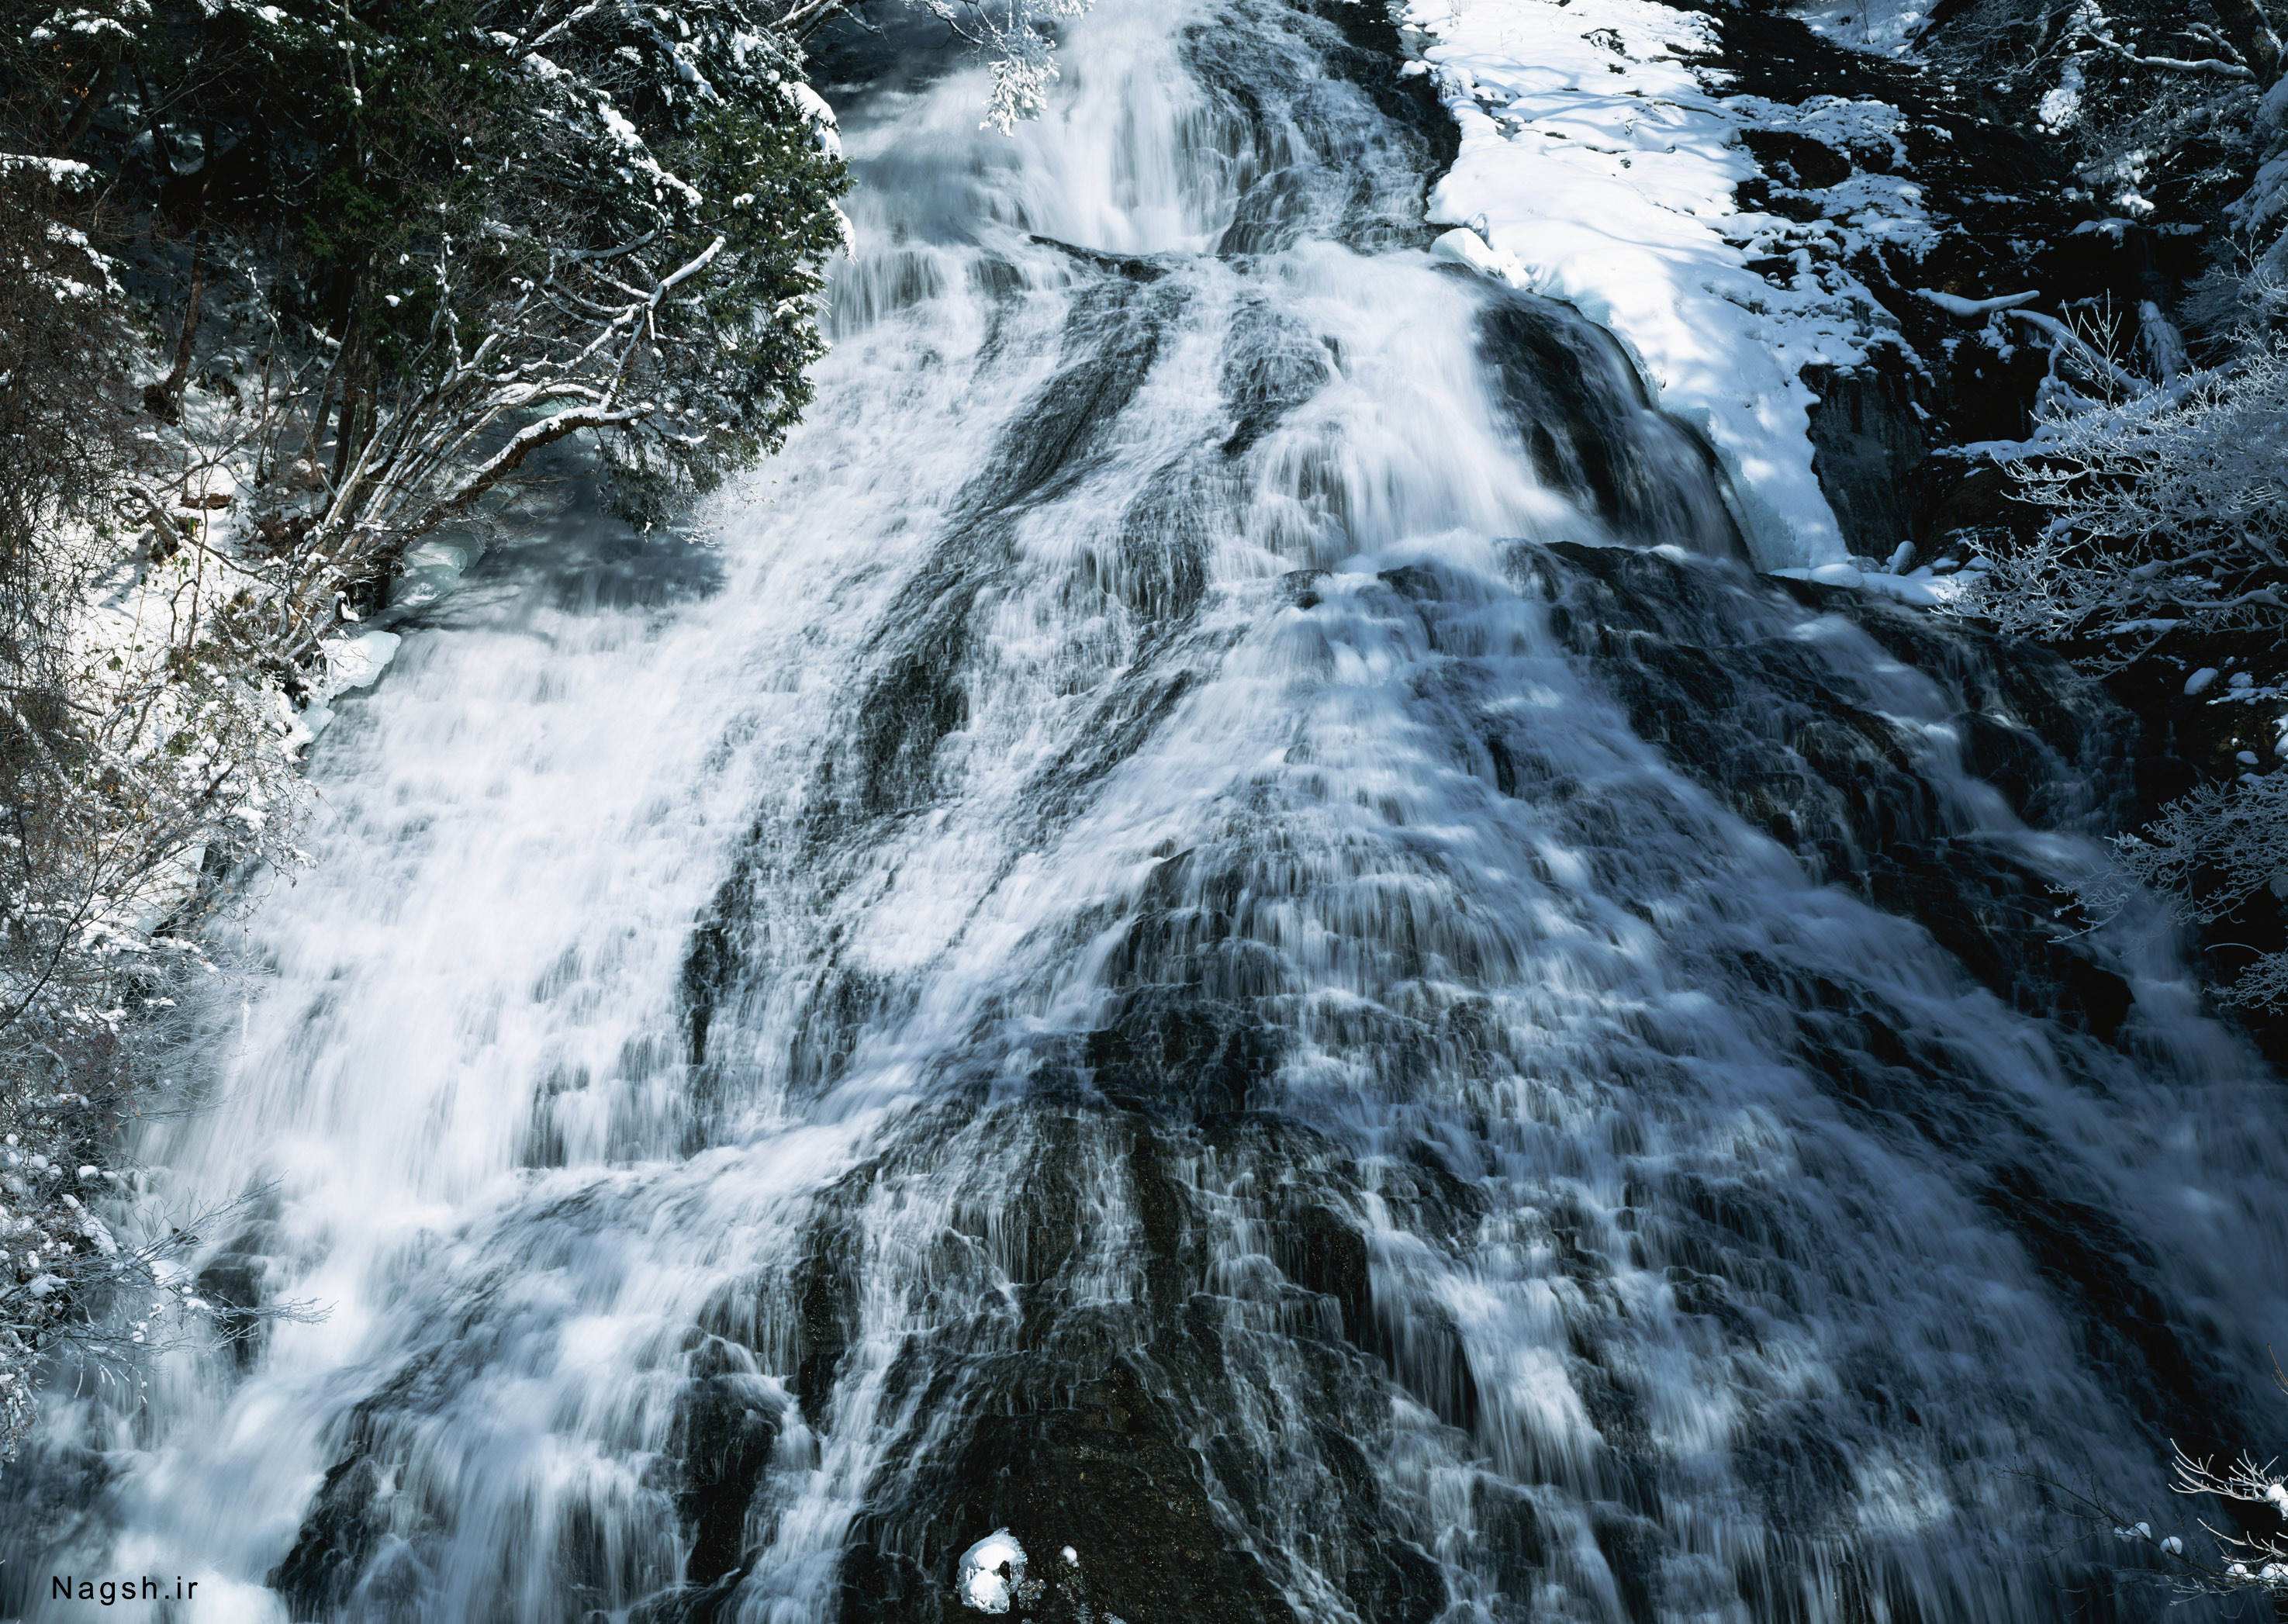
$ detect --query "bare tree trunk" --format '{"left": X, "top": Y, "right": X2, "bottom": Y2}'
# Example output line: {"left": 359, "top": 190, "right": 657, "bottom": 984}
{"left": 132, "top": 69, "right": 177, "bottom": 184}
{"left": 329, "top": 339, "right": 361, "bottom": 490}
{"left": 2210, "top": 0, "right": 2283, "bottom": 82}
{"left": 145, "top": 229, "right": 206, "bottom": 422}
{"left": 293, "top": 343, "right": 349, "bottom": 479}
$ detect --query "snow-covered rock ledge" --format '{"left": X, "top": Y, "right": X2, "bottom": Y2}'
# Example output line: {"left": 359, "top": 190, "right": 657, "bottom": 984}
{"left": 1401, "top": 0, "right": 1927, "bottom": 572}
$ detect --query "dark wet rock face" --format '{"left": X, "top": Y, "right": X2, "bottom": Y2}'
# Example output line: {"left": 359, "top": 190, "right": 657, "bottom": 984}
{"left": 1478, "top": 297, "right": 1746, "bottom": 559}
{"left": 269, "top": 1400, "right": 420, "bottom": 1619}
{"left": 557, "top": 541, "right": 2224, "bottom": 1623}
{"left": 839, "top": 1338, "right": 1305, "bottom": 1624}
{"left": 1801, "top": 361, "right": 1932, "bottom": 563}
{"left": 674, "top": 1339, "right": 787, "bottom": 1587}
{"left": 1708, "top": 0, "right": 2230, "bottom": 564}
{"left": 1536, "top": 544, "right": 2137, "bottom": 1036}
{"left": 1737, "top": 128, "right": 1853, "bottom": 192}
{"left": 822, "top": 1104, "right": 1464, "bottom": 1624}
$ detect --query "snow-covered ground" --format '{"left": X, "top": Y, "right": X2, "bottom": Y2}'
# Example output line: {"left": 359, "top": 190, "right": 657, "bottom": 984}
{"left": 1400, "top": 0, "right": 1934, "bottom": 569}
{"left": 1791, "top": 0, "right": 1934, "bottom": 58}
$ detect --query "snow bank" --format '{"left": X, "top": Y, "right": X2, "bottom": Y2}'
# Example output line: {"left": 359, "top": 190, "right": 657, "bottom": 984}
{"left": 1404, "top": 0, "right": 1922, "bottom": 568}
{"left": 1768, "top": 559, "right": 1942, "bottom": 603}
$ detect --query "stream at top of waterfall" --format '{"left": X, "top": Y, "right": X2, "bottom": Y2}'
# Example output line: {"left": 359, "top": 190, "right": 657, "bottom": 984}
{"left": 4, "top": 1, "right": 2284, "bottom": 1621}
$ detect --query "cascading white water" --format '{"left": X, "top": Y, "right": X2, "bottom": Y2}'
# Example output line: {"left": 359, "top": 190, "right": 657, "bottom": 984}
{"left": 10, "top": 1, "right": 2288, "bottom": 1620}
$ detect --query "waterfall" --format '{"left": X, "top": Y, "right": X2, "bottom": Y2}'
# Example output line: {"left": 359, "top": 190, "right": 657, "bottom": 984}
{"left": 9, "top": 1, "right": 2286, "bottom": 1620}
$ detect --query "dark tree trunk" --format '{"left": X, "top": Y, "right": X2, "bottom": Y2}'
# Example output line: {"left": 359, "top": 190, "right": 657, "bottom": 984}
{"left": 328, "top": 315, "right": 371, "bottom": 491}
{"left": 132, "top": 69, "right": 177, "bottom": 185}
{"left": 54, "top": 60, "right": 115, "bottom": 156}
{"left": 2210, "top": 0, "right": 2283, "bottom": 82}
{"left": 144, "top": 230, "right": 206, "bottom": 421}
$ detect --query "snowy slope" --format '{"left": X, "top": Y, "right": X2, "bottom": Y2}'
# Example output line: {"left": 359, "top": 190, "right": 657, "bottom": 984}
{"left": 1401, "top": 0, "right": 1926, "bottom": 568}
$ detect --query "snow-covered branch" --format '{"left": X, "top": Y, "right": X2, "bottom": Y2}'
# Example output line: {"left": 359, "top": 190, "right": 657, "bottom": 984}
{"left": 2084, "top": 32, "right": 2257, "bottom": 81}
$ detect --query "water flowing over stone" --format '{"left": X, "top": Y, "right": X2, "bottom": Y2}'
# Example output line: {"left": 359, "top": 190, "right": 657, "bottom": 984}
{"left": 5, "top": 1, "right": 2284, "bottom": 1620}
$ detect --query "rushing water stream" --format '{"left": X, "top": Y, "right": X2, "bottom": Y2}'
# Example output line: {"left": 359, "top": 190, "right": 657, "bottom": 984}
{"left": 8, "top": 1, "right": 2288, "bottom": 1619}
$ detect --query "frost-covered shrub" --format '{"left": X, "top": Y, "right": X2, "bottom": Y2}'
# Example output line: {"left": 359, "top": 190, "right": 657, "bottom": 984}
{"left": 1980, "top": 331, "right": 2288, "bottom": 1011}
{"left": 2107, "top": 772, "right": 2288, "bottom": 1008}
{"left": 0, "top": 166, "right": 314, "bottom": 1456}
{"left": 2068, "top": 1438, "right": 2288, "bottom": 1602}
{"left": 1982, "top": 346, "right": 2288, "bottom": 653}
{"left": 1971, "top": 74, "right": 2288, "bottom": 1013}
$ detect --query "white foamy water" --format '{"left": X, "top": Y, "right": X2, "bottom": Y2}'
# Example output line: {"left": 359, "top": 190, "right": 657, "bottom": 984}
{"left": 11, "top": 3, "right": 2285, "bottom": 1622}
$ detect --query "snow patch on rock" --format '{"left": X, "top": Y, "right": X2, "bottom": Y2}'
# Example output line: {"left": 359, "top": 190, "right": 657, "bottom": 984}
{"left": 956, "top": 1529, "right": 1028, "bottom": 1613}
{"left": 1792, "top": 0, "right": 1933, "bottom": 57}
{"left": 292, "top": 628, "right": 404, "bottom": 749}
